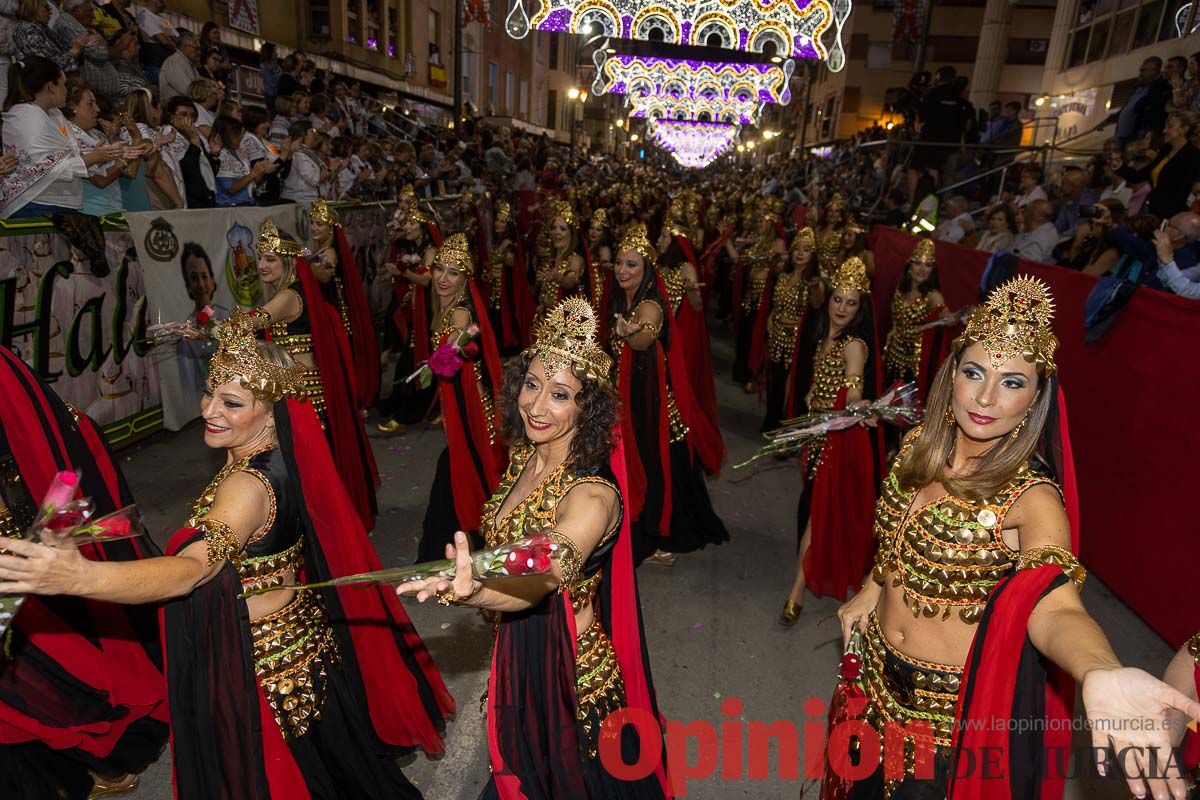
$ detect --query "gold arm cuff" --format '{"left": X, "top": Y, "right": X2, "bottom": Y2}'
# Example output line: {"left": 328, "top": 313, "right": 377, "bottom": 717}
{"left": 843, "top": 375, "right": 864, "bottom": 389}
{"left": 1187, "top": 631, "right": 1200, "bottom": 665}
{"left": 250, "top": 307, "right": 273, "bottom": 329}
{"left": 199, "top": 517, "right": 242, "bottom": 566}
{"left": 1017, "top": 544, "right": 1086, "bottom": 589}
{"left": 0, "top": 507, "right": 19, "bottom": 540}
{"left": 547, "top": 530, "right": 583, "bottom": 591}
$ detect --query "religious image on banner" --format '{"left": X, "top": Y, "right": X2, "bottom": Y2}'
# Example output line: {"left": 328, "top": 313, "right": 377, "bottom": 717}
{"left": 226, "top": 222, "right": 262, "bottom": 308}
{"left": 0, "top": 229, "right": 159, "bottom": 429}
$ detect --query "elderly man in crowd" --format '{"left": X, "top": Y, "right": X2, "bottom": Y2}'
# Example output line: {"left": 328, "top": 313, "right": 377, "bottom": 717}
{"left": 1153, "top": 213, "right": 1200, "bottom": 299}
{"left": 1054, "top": 166, "right": 1100, "bottom": 238}
{"left": 159, "top": 28, "right": 199, "bottom": 103}
{"left": 1011, "top": 199, "right": 1059, "bottom": 263}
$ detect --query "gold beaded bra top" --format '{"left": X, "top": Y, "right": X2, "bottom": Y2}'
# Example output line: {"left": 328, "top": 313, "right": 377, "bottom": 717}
{"left": 885, "top": 290, "right": 940, "bottom": 381}
{"left": 266, "top": 281, "right": 312, "bottom": 356}
{"left": 870, "top": 426, "right": 1084, "bottom": 624}
{"left": 480, "top": 443, "right": 622, "bottom": 615}
{"left": 768, "top": 275, "right": 809, "bottom": 363}
{"left": 660, "top": 264, "right": 686, "bottom": 314}
{"left": 187, "top": 448, "right": 303, "bottom": 594}
{"left": 809, "top": 336, "right": 864, "bottom": 412}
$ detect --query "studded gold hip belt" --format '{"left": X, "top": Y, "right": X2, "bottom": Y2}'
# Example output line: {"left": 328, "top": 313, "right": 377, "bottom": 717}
{"left": 859, "top": 613, "right": 960, "bottom": 796}
{"left": 575, "top": 619, "right": 626, "bottom": 759}
{"left": 250, "top": 590, "right": 339, "bottom": 740}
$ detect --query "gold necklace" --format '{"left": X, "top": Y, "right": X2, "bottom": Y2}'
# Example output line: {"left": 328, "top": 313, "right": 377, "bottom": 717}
{"left": 188, "top": 444, "right": 277, "bottom": 524}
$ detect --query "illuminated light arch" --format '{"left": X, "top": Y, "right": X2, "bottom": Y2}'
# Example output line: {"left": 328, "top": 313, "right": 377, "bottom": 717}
{"left": 632, "top": 7, "right": 680, "bottom": 41}
{"left": 663, "top": 78, "right": 688, "bottom": 98}
{"left": 573, "top": 2, "right": 621, "bottom": 36}
{"left": 507, "top": 0, "right": 851, "bottom": 68}
{"left": 695, "top": 79, "right": 723, "bottom": 99}
{"left": 627, "top": 92, "right": 761, "bottom": 125}
{"left": 690, "top": 12, "right": 737, "bottom": 49}
{"left": 729, "top": 79, "right": 759, "bottom": 103}
{"left": 646, "top": 118, "right": 741, "bottom": 169}
{"left": 592, "top": 54, "right": 794, "bottom": 107}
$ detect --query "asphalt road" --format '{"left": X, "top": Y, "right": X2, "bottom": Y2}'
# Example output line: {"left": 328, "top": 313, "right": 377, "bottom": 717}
{"left": 117, "top": 330, "right": 1173, "bottom": 800}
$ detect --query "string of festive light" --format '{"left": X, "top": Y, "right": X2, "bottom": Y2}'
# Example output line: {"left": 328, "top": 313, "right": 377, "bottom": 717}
{"left": 591, "top": 53, "right": 795, "bottom": 105}
{"left": 646, "top": 119, "right": 741, "bottom": 169}
{"left": 628, "top": 93, "right": 761, "bottom": 125}
{"left": 505, "top": 0, "right": 853, "bottom": 70}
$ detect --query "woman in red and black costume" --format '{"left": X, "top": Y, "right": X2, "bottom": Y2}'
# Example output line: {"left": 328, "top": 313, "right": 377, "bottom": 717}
{"left": 379, "top": 206, "right": 440, "bottom": 433}
{"left": 534, "top": 198, "right": 601, "bottom": 324}
{"left": 610, "top": 227, "right": 728, "bottom": 567}
{"left": 308, "top": 199, "right": 381, "bottom": 408}
{"left": 656, "top": 219, "right": 722, "bottom": 441}
{"left": 241, "top": 218, "right": 379, "bottom": 531}
{"left": 484, "top": 199, "right": 536, "bottom": 354}
{"left": 414, "top": 233, "right": 505, "bottom": 563}
{"left": 728, "top": 205, "right": 786, "bottom": 392}
{"left": 882, "top": 238, "right": 951, "bottom": 403}
{"left": 761, "top": 226, "right": 824, "bottom": 432}
{"left": 0, "top": 314, "right": 454, "bottom": 799}
{"left": 779, "top": 257, "right": 880, "bottom": 626}
{"left": 825, "top": 277, "right": 1200, "bottom": 800}
{"left": 397, "top": 297, "right": 670, "bottom": 800}
{"left": 0, "top": 346, "right": 167, "bottom": 800}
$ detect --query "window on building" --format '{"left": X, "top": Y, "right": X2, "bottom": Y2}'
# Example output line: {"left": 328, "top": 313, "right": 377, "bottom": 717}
{"left": 549, "top": 34, "right": 559, "bottom": 70}
{"left": 428, "top": 9, "right": 441, "bottom": 51}
{"left": 866, "top": 42, "right": 891, "bottom": 70}
{"left": 387, "top": 7, "right": 398, "bottom": 57}
{"left": 488, "top": 62, "right": 499, "bottom": 109}
{"left": 506, "top": 71, "right": 514, "bottom": 114}
{"left": 1068, "top": 0, "right": 1195, "bottom": 68}
{"left": 520, "top": 78, "right": 529, "bottom": 117}
{"left": 346, "top": 0, "right": 362, "bottom": 44}
{"left": 308, "top": 0, "right": 330, "bottom": 36}
{"left": 548, "top": 89, "right": 558, "bottom": 130}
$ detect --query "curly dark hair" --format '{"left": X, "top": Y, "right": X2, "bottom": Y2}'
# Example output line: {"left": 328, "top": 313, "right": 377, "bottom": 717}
{"left": 498, "top": 351, "right": 618, "bottom": 472}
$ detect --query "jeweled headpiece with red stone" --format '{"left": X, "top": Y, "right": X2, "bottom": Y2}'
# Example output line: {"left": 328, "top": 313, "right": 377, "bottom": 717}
{"left": 208, "top": 309, "right": 306, "bottom": 402}
{"left": 256, "top": 218, "right": 304, "bottom": 257}
{"left": 435, "top": 232, "right": 475, "bottom": 277}
{"left": 830, "top": 256, "right": 871, "bottom": 294}
{"left": 527, "top": 297, "right": 612, "bottom": 386}
{"left": 616, "top": 225, "right": 657, "bottom": 268}
{"left": 958, "top": 275, "right": 1058, "bottom": 375}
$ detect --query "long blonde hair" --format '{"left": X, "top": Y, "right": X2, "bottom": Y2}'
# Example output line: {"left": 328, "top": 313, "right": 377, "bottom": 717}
{"left": 895, "top": 345, "right": 1052, "bottom": 500}
{"left": 259, "top": 254, "right": 297, "bottom": 302}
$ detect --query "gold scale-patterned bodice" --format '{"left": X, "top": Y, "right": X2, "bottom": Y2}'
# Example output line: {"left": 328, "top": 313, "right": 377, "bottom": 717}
{"left": 739, "top": 235, "right": 775, "bottom": 314}
{"left": 660, "top": 264, "right": 686, "bottom": 315}
{"left": 768, "top": 275, "right": 809, "bottom": 363}
{"left": 817, "top": 226, "right": 843, "bottom": 278}
{"left": 802, "top": 336, "right": 865, "bottom": 477}
{"left": 884, "top": 290, "right": 938, "bottom": 383}
{"left": 871, "top": 427, "right": 1070, "bottom": 624}
{"left": 480, "top": 444, "right": 626, "bottom": 754}
{"left": 489, "top": 240, "right": 514, "bottom": 310}
{"left": 264, "top": 287, "right": 325, "bottom": 423}
{"left": 187, "top": 449, "right": 337, "bottom": 741}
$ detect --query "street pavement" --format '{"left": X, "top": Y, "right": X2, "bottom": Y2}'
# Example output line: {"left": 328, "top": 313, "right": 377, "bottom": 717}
{"left": 119, "top": 330, "right": 1173, "bottom": 799}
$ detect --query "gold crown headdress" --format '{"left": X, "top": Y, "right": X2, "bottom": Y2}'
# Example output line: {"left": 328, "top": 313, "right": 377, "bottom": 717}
{"left": 590, "top": 207, "right": 609, "bottom": 229}
{"left": 793, "top": 227, "right": 816, "bottom": 249}
{"left": 548, "top": 197, "right": 577, "bottom": 228}
{"left": 827, "top": 193, "right": 845, "bottom": 211}
{"left": 830, "top": 256, "right": 871, "bottom": 294}
{"left": 256, "top": 218, "right": 304, "bottom": 257}
{"left": 845, "top": 216, "right": 866, "bottom": 235}
{"left": 310, "top": 199, "right": 340, "bottom": 226}
{"left": 616, "top": 225, "right": 657, "bottom": 268}
{"left": 435, "top": 233, "right": 474, "bottom": 277}
{"left": 208, "top": 309, "right": 306, "bottom": 402}
{"left": 958, "top": 276, "right": 1058, "bottom": 375}
{"left": 665, "top": 218, "right": 690, "bottom": 240}
{"left": 399, "top": 183, "right": 416, "bottom": 201}
{"left": 527, "top": 297, "right": 612, "bottom": 386}
{"left": 495, "top": 200, "right": 512, "bottom": 227}
{"left": 910, "top": 238, "right": 936, "bottom": 264}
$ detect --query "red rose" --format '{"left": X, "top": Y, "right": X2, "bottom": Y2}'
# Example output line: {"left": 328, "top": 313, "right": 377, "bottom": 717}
{"left": 43, "top": 508, "right": 87, "bottom": 534}
{"left": 428, "top": 343, "right": 464, "bottom": 379}
{"left": 531, "top": 552, "right": 552, "bottom": 573}
{"left": 461, "top": 341, "right": 480, "bottom": 359}
{"left": 93, "top": 515, "right": 133, "bottom": 539}
{"left": 195, "top": 306, "right": 214, "bottom": 326}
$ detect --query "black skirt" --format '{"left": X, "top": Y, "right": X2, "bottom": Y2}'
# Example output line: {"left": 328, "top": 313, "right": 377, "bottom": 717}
{"left": 731, "top": 312, "right": 757, "bottom": 384}
{"left": 632, "top": 441, "right": 729, "bottom": 564}
{"left": 417, "top": 447, "right": 484, "bottom": 563}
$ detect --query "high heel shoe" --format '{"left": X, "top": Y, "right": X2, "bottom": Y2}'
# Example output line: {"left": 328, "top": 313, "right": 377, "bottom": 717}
{"left": 778, "top": 599, "right": 803, "bottom": 627}
{"left": 376, "top": 420, "right": 406, "bottom": 435}
{"left": 88, "top": 773, "right": 139, "bottom": 798}
{"left": 646, "top": 549, "right": 677, "bottom": 567}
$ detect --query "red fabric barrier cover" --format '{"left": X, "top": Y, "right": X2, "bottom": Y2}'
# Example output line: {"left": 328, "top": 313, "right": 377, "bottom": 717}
{"left": 868, "top": 227, "right": 1200, "bottom": 646}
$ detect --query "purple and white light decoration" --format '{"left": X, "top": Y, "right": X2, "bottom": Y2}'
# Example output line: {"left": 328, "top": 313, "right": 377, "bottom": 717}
{"left": 647, "top": 119, "right": 740, "bottom": 169}
{"left": 628, "top": 94, "right": 761, "bottom": 125}
{"left": 592, "top": 53, "right": 795, "bottom": 105}
{"left": 505, "top": 0, "right": 852, "bottom": 70}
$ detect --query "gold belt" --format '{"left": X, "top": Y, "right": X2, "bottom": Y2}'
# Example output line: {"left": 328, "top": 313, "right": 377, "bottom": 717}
{"left": 299, "top": 367, "right": 327, "bottom": 427}
{"left": 575, "top": 619, "right": 625, "bottom": 758}
{"left": 666, "top": 389, "right": 689, "bottom": 444}
{"left": 251, "top": 591, "right": 339, "bottom": 740}
{"left": 861, "top": 613, "right": 961, "bottom": 797}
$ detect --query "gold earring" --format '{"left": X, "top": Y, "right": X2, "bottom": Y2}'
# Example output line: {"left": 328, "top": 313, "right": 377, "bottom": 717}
{"left": 1009, "top": 411, "right": 1030, "bottom": 441}
{"left": 944, "top": 404, "right": 956, "bottom": 426}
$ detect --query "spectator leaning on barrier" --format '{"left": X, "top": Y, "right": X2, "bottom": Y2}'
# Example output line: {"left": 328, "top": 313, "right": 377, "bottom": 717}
{"left": 1010, "top": 199, "right": 1059, "bottom": 263}
{"left": 1154, "top": 213, "right": 1200, "bottom": 299}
